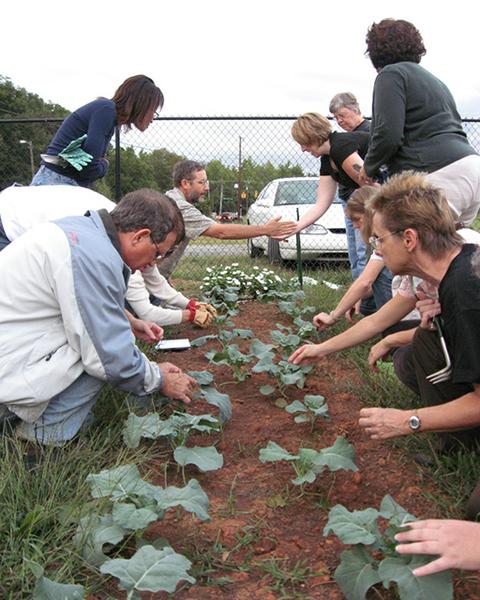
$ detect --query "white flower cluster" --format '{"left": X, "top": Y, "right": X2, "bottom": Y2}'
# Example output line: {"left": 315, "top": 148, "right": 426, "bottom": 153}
{"left": 200, "top": 263, "right": 287, "bottom": 300}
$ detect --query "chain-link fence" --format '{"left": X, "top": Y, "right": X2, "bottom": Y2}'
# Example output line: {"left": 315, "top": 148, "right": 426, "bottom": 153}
{"left": 2, "top": 116, "right": 480, "bottom": 283}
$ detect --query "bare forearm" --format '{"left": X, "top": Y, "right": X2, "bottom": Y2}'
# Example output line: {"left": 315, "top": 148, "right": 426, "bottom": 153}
{"left": 295, "top": 204, "right": 329, "bottom": 233}
{"left": 209, "top": 223, "right": 273, "bottom": 239}
{"left": 416, "top": 392, "right": 480, "bottom": 433}
{"left": 382, "top": 328, "right": 416, "bottom": 350}
{"left": 331, "top": 279, "right": 373, "bottom": 320}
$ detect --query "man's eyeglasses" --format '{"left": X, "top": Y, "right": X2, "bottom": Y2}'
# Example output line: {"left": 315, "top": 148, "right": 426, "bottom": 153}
{"left": 189, "top": 178, "right": 209, "bottom": 186}
{"left": 368, "top": 230, "right": 403, "bottom": 250}
{"left": 150, "top": 236, "right": 178, "bottom": 260}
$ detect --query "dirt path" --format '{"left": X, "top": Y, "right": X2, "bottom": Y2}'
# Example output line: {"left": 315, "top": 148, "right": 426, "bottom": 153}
{"left": 137, "top": 301, "right": 479, "bottom": 599}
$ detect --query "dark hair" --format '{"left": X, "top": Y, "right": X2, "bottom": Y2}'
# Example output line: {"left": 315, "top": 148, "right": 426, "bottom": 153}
{"left": 112, "top": 75, "right": 164, "bottom": 130}
{"left": 172, "top": 160, "right": 205, "bottom": 188}
{"left": 365, "top": 19, "right": 426, "bottom": 70}
{"left": 111, "top": 188, "right": 185, "bottom": 245}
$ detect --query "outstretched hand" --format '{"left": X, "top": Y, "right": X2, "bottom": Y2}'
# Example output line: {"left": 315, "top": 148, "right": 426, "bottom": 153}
{"left": 395, "top": 519, "right": 480, "bottom": 576}
{"left": 266, "top": 216, "right": 297, "bottom": 239}
{"left": 289, "top": 343, "right": 327, "bottom": 365}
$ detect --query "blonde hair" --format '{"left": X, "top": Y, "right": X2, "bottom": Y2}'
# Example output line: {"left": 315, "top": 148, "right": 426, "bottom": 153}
{"left": 345, "top": 186, "right": 378, "bottom": 243}
{"left": 291, "top": 112, "right": 331, "bottom": 146}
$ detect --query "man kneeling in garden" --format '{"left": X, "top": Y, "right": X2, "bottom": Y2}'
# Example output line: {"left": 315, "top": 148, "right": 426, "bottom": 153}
{"left": 0, "top": 189, "right": 195, "bottom": 444}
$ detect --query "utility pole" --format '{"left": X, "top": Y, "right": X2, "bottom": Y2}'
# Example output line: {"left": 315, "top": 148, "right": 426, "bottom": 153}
{"left": 236, "top": 136, "right": 242, "bottom": 218}
{"left": 19, "top": 139, "right": 34, "bottom": 179}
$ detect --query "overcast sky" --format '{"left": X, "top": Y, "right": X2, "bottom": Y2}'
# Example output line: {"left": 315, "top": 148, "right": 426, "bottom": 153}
{"left": 3, "top": 0, "right": 479, "bottom": 118}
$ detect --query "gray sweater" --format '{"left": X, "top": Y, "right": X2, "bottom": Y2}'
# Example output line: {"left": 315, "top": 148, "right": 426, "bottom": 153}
{"left": 364, "top": 62, "right": 476, "bottom": 177}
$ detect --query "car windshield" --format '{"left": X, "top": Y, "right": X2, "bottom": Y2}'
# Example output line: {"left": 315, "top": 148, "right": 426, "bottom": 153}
{"left": 274, "top": 180, "right": 318, "bottom": 206}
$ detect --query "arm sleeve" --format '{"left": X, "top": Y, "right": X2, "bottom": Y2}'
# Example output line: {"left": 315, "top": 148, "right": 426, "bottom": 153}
{"left": 319, "top": 155, "right": 334, "bottom": 177}
{"left": 141, "top": 266, "right": 189, "bottom": 308}
{"left": 181, "top": 202, "right": 216, "bottom": 240}
{"left": 363, "top": 69, "right": 407, "bottom": 177}
{"left": 52, "top": 225, "right": 162, "bottom": 395}
{"left": 77, "top": 104, "right": 116, "bottom": 182}
{"left": 126, "top": 269, "right": 184, "bottom": 325}
{"left": 329, "top": 135, "right": 362, "bottom": 168}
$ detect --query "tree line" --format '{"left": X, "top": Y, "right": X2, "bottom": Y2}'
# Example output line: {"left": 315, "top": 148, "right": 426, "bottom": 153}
{"left": 0, "top": 76, "right": 305, "bottom": 213}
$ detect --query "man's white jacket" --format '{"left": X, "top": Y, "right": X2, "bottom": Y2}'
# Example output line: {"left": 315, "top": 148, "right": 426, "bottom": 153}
{"left": 0, "top": 210, "right": 162, "bottom": 422}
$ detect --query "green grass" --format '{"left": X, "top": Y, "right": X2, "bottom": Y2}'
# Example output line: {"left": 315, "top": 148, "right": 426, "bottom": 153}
{"left": 0, "top": 386, "right": 170, "bottom": 598}
{"left": 2, "top": 258, "right": 477, "bottom": 595}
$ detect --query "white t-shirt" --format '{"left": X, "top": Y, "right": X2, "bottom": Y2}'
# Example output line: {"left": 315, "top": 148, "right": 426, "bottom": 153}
{"left": 0, "top": 185, "right": 115, "bottom": 240}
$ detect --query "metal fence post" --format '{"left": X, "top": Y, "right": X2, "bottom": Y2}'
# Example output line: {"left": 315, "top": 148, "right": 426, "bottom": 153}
{"left": 295, "top": 207, "right": 303, "bottom": 288}
{"left": 114, "top": 127, "right": 121, "bottom": 201}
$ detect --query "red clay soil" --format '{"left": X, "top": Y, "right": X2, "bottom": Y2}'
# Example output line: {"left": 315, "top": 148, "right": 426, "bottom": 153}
{"left": 114, "top": 301, "right": 480, "bottom": 599}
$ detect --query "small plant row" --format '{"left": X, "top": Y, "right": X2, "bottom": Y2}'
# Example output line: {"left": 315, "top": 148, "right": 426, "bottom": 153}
{"left": 29, "top": 371, "right": 231, "bottom": 598}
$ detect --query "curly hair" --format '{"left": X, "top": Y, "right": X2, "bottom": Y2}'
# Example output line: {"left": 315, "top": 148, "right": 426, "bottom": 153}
{"left": 365, "top": 19, "right": 426, "bottom": 70}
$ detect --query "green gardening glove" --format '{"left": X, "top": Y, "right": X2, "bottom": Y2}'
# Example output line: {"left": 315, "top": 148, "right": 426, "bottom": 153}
{"left": 58, "top": 134, "right": 93, "bottom": 171}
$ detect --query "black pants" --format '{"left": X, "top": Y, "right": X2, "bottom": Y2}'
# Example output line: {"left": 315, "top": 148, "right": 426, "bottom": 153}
{"left": 393, "top": 327, "right": 480, "bottom": 448}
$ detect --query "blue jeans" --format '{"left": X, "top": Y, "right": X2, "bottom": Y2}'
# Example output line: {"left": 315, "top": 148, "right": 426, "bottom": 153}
{"left": 30, "top": 164, "right": 79, "bottom": 186}
{"left": 16, "top": 372, "right": 103, "bottom": 444}
{"left": 343, "top": 206, "right": 368, "bottom": 280}
{"left": 372, "top": 266, "right": 393, "bottom": 310}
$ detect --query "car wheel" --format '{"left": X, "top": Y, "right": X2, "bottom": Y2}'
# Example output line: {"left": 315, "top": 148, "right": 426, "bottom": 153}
{"left": 247, "top": 238, "right": 263, "bottom": 258}
{"left": 267, "top": 238, "right": 282, "bottom": 265}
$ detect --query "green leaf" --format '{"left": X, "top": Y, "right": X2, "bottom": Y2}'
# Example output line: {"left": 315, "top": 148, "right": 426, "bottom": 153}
{"left": 112, "top": 503, "right": 158, "bottom": 530}
{"left": 334, "top": 547, "right": 381, "bottom": 600}
{"left": 274, "top": 398, "right": 288, "bottom": 408}
{"left": 259, "top": 441, "right": 297, "bottom": 463}
{"left": 223, "top": 291, "right": 239, "bottom": 302}
{"left": 33, "top": 577, "right": 85, "bottom": 600}
{"left": 200, "top": 387, "right": 232, "bottom": 423}
{"left": 379, "top": 556, "right": 453, "bottom": 600}
{"left": 259, "top": 385, "right": 275, "bottom": 395}
{"left": 100, "top": 545, "right": 195, "bottom": 595}
{"left": 303, "top": 394, "right": 329, "bottom": 417}
{"left": 173, "top": 446, "right": 223, "bottom": 472}
{"left": 25, "top": 559, "right": 44, "bottom": 579}
{"left": 86, "top": 464, "right": 152, "bottom": 501}
{"left": 285, "top": 400, "right": 308, "bottom": 414}
{"left": 280, "top": 370, "right": 305, "bottom": 387}
{"left": 379, "top": 495, "right": 416, "bottom": 527}
{"left": 191, "top": 334, "right": 216, "bottom": 347}
{"left": 74, "top": 514, "right": 126, "bottom": 566}
{"left": 187, "top": 370, "right": 214, "bottom": 386}
{"left": 294, "top": 414, "right": 310, "bottom": 423}
{"left": 291, "top": 469, "right": 317, "bottom": 485}
{"left": 316, "top": 437, "right": 358, "bottom": 472}
{"left": 123, "top": 413, "right": 162, "bottom": 448}
{"left": 250, "top": 339, "right": 274, "bottom": 356}
{"left": 232, "top": 328, "right": 254, "bottom": 339}
{"left": 324, "top": 505, "right": 381, "bottom": 545}
{"left": 153, "top": 478, "right": 210, "bottom": 522}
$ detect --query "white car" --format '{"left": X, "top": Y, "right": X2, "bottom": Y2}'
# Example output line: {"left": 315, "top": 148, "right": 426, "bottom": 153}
{"left": 247, "top": 177, "right": 348, "bottom": 262}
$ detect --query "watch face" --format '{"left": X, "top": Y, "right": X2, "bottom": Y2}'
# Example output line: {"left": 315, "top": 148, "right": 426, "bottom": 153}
{"left": 409, "top": 415, "right": 421, "bottom": 431}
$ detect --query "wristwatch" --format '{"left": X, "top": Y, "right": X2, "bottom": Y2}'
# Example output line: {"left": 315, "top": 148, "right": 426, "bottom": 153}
{"left": 408, "top": 414, "right": 421, "bottom": 432}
